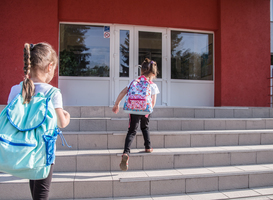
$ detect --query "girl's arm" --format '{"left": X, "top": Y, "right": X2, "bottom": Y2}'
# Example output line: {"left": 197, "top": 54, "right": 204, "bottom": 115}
{"left": 152, "top": 94, "right": 157, "bottom": 108}
{"left": 112, "top": 87, "right": 127, "bottom": 114}
{"left": 55, "top": 108, "right": 70, "bottom": 128}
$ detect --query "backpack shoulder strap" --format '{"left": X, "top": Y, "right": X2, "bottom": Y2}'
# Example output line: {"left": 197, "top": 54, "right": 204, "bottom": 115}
{"left": 138, "top": 75, "right": 151, "bottom": 84}
{"left": 19, "top": 81, "right": 23, "bottom": 94}
{"left": 127, "top": 79, "right": 137, "bottom": 91}
{"left": 45, "top": 87, "right": 60, "bottom": 99}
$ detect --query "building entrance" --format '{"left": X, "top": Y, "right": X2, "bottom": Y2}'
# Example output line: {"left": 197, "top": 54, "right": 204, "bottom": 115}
{"left": 59, "top": 24, "right": 214, "bottom": 107}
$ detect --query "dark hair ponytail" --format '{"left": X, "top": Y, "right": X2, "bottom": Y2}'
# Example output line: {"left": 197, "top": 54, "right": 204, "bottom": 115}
{"left": 141, "top": 58, "right": 158, "bottom": 79}
{"left": 22, "top": 43, "right": 35, "bottom": 104}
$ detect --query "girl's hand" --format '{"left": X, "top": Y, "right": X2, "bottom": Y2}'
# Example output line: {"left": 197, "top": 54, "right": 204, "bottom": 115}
{"left": 112, "top": 87, "right": 127, "bottom": 114}
{"left": 112, "top": 105, "right": 119, "bottom": 114}
{"left": 63, "top": 109, "right": 69, "bottom": 116}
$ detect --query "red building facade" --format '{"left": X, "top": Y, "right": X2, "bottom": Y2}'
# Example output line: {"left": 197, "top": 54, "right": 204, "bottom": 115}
{"left": 0, "top": 0, "right": 270, "bottom": 107}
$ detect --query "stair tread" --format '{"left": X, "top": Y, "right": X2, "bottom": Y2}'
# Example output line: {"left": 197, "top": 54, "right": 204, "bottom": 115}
{"left": 61, "top": 129, "right": 273, "bottom": 135}
{"left": 49, "top": 186, "right": 273, "bottom": 199}
{"left": 1, "top": 105, "right": 273, "bottom": 199}
{"left": 1, "top": 164, "right": 273, "bottom": 183}
{"left": 56, "top": 145, "right": 273, "bottom": 156}
{"left": 70, "top": 117, "right": 273, "bottom": 120}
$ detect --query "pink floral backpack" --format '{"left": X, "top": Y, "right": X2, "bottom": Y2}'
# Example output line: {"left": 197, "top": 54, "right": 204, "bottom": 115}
{"left": 123, "top": 75, "right": 153, "bottom": 115}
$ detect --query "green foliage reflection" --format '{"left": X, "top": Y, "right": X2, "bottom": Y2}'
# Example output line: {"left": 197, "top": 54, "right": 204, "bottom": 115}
{"left": 59, "top": 24, "right": 109, "bottom": 77}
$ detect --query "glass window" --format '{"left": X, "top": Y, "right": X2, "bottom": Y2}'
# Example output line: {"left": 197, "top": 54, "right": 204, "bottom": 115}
{"left": 59, "top": 24, "right": 110, "bottom": 77}
{"left": 120, "top": 30, "right": 130, "bottom": 77}
{"left": 138, "top": 31, "right": 162, "bottom": 78}
{"left": 171, "top": 31, "right": 213, "bottom": 80}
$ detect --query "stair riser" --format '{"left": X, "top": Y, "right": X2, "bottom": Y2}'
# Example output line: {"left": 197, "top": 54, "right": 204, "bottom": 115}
{"left": 62, "top": 118, "right": 273, "bottom": 132}
{"left": 1, "top": 104, "right": 273, "bottom": 200}
{"left": 54, "top": 150, "right": 273, "bottom": 172}
{"left": 57, "top": 132, "right": 273, "bottom": 150}
{"left": 2, "top": 172, "right": 273, "bottom": 199}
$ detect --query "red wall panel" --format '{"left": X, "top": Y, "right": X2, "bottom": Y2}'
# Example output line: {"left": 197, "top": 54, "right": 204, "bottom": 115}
{"left": 217, "top": 0, "right": 270, "bottom": 106}
{"left": 58, "top": 0, "right": 219, "bottom": 31}
{"left": 0, "top": 0, "right": 59, "bottom": 104}
{"left": 0, "top": 0, "right": 270, "bottom": 107}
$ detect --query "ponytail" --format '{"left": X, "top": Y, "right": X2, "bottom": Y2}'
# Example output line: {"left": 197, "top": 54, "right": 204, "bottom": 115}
{"left": 22, "top": 43, "right": 35, "bottom": 104}
{"left": 141, "top": 58, "right": 158, "bottom": 79}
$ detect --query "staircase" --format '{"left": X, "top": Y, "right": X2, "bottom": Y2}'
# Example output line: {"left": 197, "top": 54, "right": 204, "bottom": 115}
{"left": 1, "top": 106, "right": 273, "bottom": 199}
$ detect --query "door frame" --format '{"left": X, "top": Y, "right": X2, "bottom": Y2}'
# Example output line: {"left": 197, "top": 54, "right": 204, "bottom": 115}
{"left": 112, "top": 25, "right": 168, "bottom": 106}
{"left": 112, "top": 25, "right": 134, "bottom": 105}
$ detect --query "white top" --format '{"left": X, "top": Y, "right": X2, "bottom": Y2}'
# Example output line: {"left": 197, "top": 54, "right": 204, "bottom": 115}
{"left": 7, "top": 83, "right": 63, "bottom": 109}
{"left": 127, "top": 80, "right": 160, "bottom": 95}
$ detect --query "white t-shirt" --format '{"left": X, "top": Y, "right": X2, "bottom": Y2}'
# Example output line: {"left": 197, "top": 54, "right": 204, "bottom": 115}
{"left": 7, "top": 82, "right": 63, "bottom": 109}
{"left": 127, "top": 79, "right": 160, "bottom": 95}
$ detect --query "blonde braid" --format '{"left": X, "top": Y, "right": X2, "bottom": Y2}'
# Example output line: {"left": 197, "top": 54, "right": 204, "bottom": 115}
{"left": 22, "top": 43, "right": 35, "bottom": 104}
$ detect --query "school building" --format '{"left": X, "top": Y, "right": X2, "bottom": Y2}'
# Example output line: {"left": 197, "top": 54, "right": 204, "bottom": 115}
{"left": 0, "top": 0, "right": 271, "bottom": 108}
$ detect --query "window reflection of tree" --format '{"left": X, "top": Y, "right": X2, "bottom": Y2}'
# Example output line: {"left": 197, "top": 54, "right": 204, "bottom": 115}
{"left": 60, "top": 25, "right": 109, "bottom": 77}
{"left": 171, "top": 31, "right": 185, "bottom": 79}
{"left": 138, "top": 32, "right": 162, "bottom": 78}
{"left": 120, "top": 31, "right": 129, "bottom": 77}
{"left": 171, "top": 31, "right": 213, "bottom": 80}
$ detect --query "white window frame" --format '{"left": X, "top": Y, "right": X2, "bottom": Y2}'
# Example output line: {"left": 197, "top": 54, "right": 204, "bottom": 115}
{"left": 58, "top": 22, "right": 215, "bottom": 107}
{"left": 58, "top": 22, "right": 114, "bottom": 106}
{"left": 167, "top": 28, "right": 215, "bottom": 106}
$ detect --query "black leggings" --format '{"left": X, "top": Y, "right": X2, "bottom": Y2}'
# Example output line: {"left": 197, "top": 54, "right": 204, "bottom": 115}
{"left": 123, "top": 114, "right": 151, "bottom": 154}
{"left": 29, "top": 164, "right": 54, "bottom": 200}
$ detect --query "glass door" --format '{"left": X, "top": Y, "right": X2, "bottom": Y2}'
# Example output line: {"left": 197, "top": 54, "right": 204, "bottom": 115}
{"left": 134, "top": 27, "right": 168, "bottom": 106}
{"left": 112, "top": 25, "right": 134, "bottom": 106}
{"left": 113, "top": 26, "right": 168, "bottom": 106}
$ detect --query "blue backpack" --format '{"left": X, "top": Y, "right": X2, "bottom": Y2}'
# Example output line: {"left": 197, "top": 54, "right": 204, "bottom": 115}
{"left": 0, "top": 82, "right": 69, "bottom": 180}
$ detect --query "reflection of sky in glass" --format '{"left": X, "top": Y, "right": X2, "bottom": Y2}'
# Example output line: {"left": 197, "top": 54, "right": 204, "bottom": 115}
{"left": 173, "top": 32, "right": 209, "bottom": 55}
{"left": 83, "top": 26, "right": 110, "bottom": 68}
{"left": 120, "top": 30, "right": 129, "bottom": 70}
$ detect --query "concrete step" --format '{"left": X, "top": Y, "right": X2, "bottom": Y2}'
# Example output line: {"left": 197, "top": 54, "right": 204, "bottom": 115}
{"left": 1, "top": 105, "right": 273, "bottom": 200}
{"left": 1, "top": 165, "right": 273, "bottom": 199}
{"left": 61, "top": 117, "right": 273, "bottom": 132}
{"left": 2, "top": 105, "right": 273, "bottom": 119}
{"left": 57, "top": 129, "right": 273, "bottom": 150}
{"left": 54, "top": 145, "right": 273, "bottom": 172}
{"left": 49, "top": 186, "right": 273, "bottom": 199}
{"left": 63, "top": 106, "right": 273, "bottom": 119}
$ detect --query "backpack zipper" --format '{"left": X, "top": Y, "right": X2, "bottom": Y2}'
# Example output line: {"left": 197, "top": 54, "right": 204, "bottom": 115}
{"left": 0, "top": 136, "right": 36, "bottom": 147}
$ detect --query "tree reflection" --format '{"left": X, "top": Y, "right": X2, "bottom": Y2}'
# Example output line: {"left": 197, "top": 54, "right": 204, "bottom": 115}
{"left": 60, "top": 25, "right": 109, "bottom": 77}
{"left": 120, "top": 31, "right": 129, "bottom": 77}
{"left": 171, "top": 31, "right": 212, "bottom": 80}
